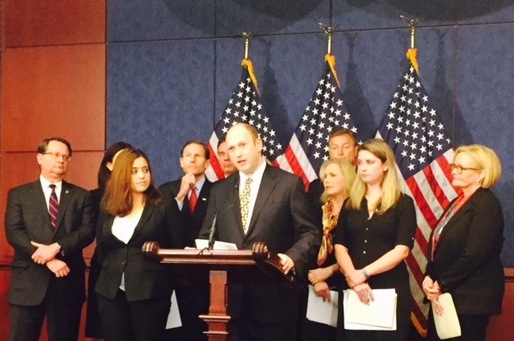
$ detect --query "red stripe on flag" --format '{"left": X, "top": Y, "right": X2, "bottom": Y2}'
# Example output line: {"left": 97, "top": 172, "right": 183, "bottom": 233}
{"left": 284, "top": 146, "right": 309, "bottom": 189}
{"left": 207, "top": 144, "right": 225, "bottom": 180}
{"left": 406, "top": 177, "right": 439, "bottom": 229}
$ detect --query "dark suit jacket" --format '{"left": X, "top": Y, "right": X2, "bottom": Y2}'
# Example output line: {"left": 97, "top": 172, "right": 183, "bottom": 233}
{"left": 94, "top": 199, "right": 182, "bottom": 301}
{"left": 307, "top": 178, "right": 323, "bottom": 205}
{"left": 159, "top": 178, "right": 213, "bottom": 247}
{"left": 199, "top": 165, "right": 320, "bottom": 323}
{"left": 5, "top": 180, "right": 95, "bottom": 306}
{"left": 426, "top": 188, "right": 504, "bottom": 315}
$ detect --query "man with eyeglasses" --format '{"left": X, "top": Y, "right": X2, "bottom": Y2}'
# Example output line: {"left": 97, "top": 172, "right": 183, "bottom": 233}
{"left": 5, "top": 136, "right": 95, "bottom": 341}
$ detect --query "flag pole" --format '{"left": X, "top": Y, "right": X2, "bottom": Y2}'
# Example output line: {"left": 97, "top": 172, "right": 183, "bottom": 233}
{"left": 241, "top": 32, "right": 259, "bottom": 92}
{"left": 319, "top": 23, "right": 341, "bottom": 88}
{"left": 242, "top": 32, "right": 251, "bottom": 59}
{"left": 400, "top": 15, "right": 420, "bottom": 75}
{"left": 318, "top": 23, "right": 333, "bottom": 55}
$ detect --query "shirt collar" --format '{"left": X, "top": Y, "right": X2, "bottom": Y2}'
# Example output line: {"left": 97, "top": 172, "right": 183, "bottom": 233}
{"left": 40, "top": 175, "right": 63, "bottom": 190}
{"left": 239, "top": 158, "right": 266, "bottom": 183}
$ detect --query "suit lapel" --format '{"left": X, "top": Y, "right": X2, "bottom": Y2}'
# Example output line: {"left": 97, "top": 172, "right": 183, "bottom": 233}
{"left": 196, "top": 180, "right": 211, "bottom": 215}
{"left": 437, "top": 195, "right": 473, "bottom": 247}
{"left": 226, "top": 175, "right": 244, "bottom": 234}
{"left": 55, "top": 182, "right": 73, "bottom": 229}
{"left": 247, "top": 165, "right": 276, "bottom": 234}
{"left": 33, "top": 181, "right": 52, "bottom": 228}
{"left": 130, "top": 203, "right": 156, "bottom": 242}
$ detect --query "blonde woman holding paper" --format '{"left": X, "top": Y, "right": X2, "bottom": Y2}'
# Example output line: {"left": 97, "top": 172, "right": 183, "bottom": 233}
{"left": 334, "top": 139, "right": 416, "bottom": 341}
{"left": 423, "top": 144, "right": 504, "bottom": 341}
{"left": 301, "top": 158, "right": 356, "bottom": 340}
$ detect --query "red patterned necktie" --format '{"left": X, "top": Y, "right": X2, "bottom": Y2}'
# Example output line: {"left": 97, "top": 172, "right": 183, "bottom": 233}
{"left": 189, "top": 187, "right": 198, "bottom": 213}
{"left": 49, "top": 184, "right": 59, "bottom": 228}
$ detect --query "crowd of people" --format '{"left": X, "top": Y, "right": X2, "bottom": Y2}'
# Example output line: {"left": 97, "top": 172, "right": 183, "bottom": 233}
{"left": 5, "top": 124, "right": 505, "bottom": 341}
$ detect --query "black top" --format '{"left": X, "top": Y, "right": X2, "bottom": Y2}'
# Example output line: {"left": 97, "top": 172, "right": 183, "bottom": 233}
{"left": 334, "top": 194, "right": 416, "bottom": 283}
{"left": 334, "top": 194, "right": 416, "bottom": 340}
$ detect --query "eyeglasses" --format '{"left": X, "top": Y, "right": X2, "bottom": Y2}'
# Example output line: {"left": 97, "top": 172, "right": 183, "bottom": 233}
{"left": 43, "top": 152, "right": 71, "bottom": 161}
{"left": 450, "top": 163, "right": 480, "bottom": 174}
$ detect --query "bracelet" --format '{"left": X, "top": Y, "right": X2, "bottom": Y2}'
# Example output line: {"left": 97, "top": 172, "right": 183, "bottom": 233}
{"left": 362, "top": 268, "right": 370, "bottom": 280}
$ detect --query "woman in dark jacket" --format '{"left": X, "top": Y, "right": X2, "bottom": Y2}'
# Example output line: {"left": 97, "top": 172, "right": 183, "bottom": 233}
{"left": 423, "top": 144, "right": 504, "bottom": 341}
{"left": 86, "top": 141, "right": 131, "bottom": 339}
{"left": 95, "top": 148, "right": 182, "bottom": 341}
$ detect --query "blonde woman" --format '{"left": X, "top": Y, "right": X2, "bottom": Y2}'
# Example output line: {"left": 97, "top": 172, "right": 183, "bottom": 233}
{"left": 334, "top": 139, "right": 416, "bottom": 341}
{"left": 423, "top": 145, "right": 504, "bottom": 341}
{"left": 301, "top": 159, "right": 356, "bottom": 340}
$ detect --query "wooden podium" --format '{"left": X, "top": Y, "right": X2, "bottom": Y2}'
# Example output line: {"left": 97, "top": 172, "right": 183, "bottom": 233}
{"left": 142, "top": 241, "right": 296, "bottom": 341}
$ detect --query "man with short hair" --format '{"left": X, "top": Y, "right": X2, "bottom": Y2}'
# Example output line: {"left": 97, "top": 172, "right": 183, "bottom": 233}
{"left": 217, "top": 136, "right": 236, "bottom": 178}
{"left": 5, "top": 137, "right": 95, "bottom": 341}
{"left": 199, "top": 123, "right": 320, "bottom": 340}
{"left": 307, "top": 127, "right": 359, "bottom": 206}
{"left": 160, "top": 139, "right": 212, "bottom": 341}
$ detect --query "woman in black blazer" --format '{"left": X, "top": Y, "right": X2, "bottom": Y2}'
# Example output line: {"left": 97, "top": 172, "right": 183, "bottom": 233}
{"left": 95, "top": 148, "right": 182, "bottom": 341}
{"left": 86, "top": 141, "right": 132, "bottom": 340}
{"left": 423, "top": 144, "right": 504, "bottom": 341}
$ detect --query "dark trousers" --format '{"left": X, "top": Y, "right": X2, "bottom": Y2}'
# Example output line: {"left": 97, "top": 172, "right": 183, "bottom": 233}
{"left": 85, "top": 251, "right": 103, "bottom": 338}
{"left": 227, "top": 286, "right": 297, "bottom": 341}
{"left": 97, "top": 289, "right": 171, "bottom": 341}
{"left": 9, "top": 279, "right": 82, "bottom": 341}
{"left": 427, "top": 312, "right": 490, "bottom": 341}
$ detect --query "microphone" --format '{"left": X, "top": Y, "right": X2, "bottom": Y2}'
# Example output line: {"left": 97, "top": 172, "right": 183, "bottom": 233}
{"left": 208, "top": 213, "right": 217, "bottom": 250}
{"left": 208, "top": 183, "right": 238, "bottom": 250}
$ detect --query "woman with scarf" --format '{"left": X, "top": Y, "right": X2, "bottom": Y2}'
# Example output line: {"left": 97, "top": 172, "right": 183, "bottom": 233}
{"left": 301, "top": 158, "right": 356, "bottom": 341}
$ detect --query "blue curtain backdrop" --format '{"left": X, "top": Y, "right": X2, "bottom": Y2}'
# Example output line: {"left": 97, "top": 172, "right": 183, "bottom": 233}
{"left": 106, "top": 0, "right": 514, "bottom": 265}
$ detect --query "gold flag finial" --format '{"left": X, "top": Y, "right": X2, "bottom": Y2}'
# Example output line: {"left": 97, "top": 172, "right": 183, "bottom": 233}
{"left": 319, "top": 23, "right": 334, "bottom": 55}
{"left": 242, "top": 32, "right": 252, "bottom": 60}
{"left": 241, "top": 32, "right": 259, "bottom": 92}
{"left": 400, "top": 15, "right": 418, "bottom": 49}
{"left": 400, "top": 15, "right": 420, "bottom": 74}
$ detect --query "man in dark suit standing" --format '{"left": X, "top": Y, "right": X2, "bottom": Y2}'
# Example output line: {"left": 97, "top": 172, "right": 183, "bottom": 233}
{"left": 160, "top": 140, "right": 212, "bottom": 341}
{"left": 5, "top": 137, "right": 95, "bottom": 341}
{"left": 199, "top": 123, "right": 320, "bottom": 340}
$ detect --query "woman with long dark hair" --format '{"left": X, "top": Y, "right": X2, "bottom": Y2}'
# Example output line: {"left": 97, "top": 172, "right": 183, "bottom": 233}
{"left": 86, "top": 142, "right": 132, "bottom": 339}
{"left": 95, "top": 148, "right": 181, "bottom": 341}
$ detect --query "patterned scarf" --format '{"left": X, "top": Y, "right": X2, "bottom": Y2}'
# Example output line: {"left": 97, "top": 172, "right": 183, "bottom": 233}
{"left": 317, "top": 198, "right": 339, "bottom": 266}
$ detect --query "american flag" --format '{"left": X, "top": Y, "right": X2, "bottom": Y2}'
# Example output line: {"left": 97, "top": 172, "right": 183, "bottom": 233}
{"left": 275, "top": 56, "right": 358, "bottom": 189}
{"left": 205, "top": 59, "right": 282, "bottom": 181}
{"left": 376, "top": 55, "right": 458, "bottom": 334}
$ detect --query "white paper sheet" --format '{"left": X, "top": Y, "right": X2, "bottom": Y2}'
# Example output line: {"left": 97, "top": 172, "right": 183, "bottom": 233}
{"left": 195, "top": 238, "right": 238, "bottom": 250}
{"left": 305, "top": 285, "right": 339, "bottom": 327}
{"left": 165, "top": 290, "right": 182, "bottom": 329}
{"left": 432, "top": 293, "right": 461, "bottom": 339}
{"left": 343, "top": 288, "right": 397, "bottom": 330}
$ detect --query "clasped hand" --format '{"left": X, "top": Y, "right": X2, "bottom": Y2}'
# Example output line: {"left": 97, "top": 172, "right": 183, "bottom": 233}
{"left": 31, "top": 241, "right": 69, "bottom": 278}
{"left": 422, "top": 276, "right": 444, "bottom": 315}
{"left": 353, "top": 282, "right": 374, "bottom": 304}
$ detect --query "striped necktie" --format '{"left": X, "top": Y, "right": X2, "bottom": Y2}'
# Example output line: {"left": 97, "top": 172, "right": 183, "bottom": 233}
{"left": 49, "top": 184, "right": 59, "bottom": 228}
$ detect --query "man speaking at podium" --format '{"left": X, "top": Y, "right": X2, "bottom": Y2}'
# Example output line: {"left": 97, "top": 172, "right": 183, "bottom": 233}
{"left": 199, "top": 123, "right": 320, "bottom": 340}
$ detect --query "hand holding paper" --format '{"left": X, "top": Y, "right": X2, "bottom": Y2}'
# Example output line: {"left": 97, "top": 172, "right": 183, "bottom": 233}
{"left": 432, "top": 293, "right": 461, "bottom": 339}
